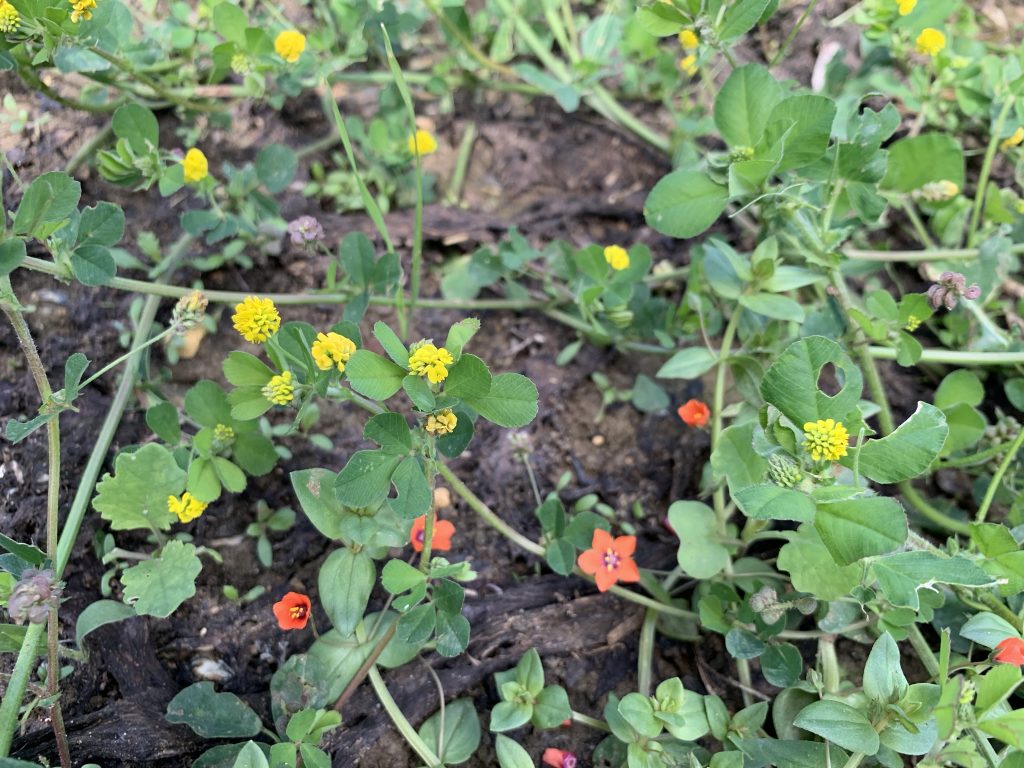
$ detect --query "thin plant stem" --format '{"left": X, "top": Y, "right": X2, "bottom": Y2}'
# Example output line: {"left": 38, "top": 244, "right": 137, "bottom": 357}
{"left": 899, "top": 482, "right": 971, "bottom": 536}
{"left": 368, "top": 666, "right": 443, "bottom": 767}
{"left": 332, "top": 621, "right": 397, "bottom": 712}
{"left": 571, "top": 710, "right": 611, "bottom": 732}
{"left": 422, "top": 0, "right": 517, "bottom": 78}
{"left": 444, "top": 123, "right": 477, "bottom": 206}
{"left": 967, "top": 98, "right": 1014, "bottom": 247}
{"left": 770, "top": 0, "right": 821, "bottom": 67}
{"left": 900, "top": 198, "right": 937, "bottom": 250}
{"left": 906, "top": 624, "right": 940, "bottom": 678}
{"left": 637, "top": 608, "right": 657, "bottom": 697}
{"left": 0, "top": 622, "right": 45, "bottom": 757}
{"left": 76, "top": 327, "right": 175, "bottom": 391}
{"left": 421, "top": 659, "right": 446, "bottom": 759}
{"left": 65, "top": 123, "right": 114, "bottom": 175}
{"left": 975, "top": 428, "right": 1024, "bottom": 525}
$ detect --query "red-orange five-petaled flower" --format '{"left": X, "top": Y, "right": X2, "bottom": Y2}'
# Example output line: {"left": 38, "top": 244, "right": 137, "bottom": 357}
{"left": 577, "top": 528, "right": 640, "bottom": 593}
{"left": 994, "top": 636, "right": 1024, "bottom": 666}
{"left": 410, "top": 514, "right": 456, "bottom": 553}
{"left": 542, "top": 748, "right": 577, "bottom": 768}
{"left": 677, "top": 399, "right": 710, "bottom": 428}
{"left": 273, "top": 592, "right": 311, "bottom": 630}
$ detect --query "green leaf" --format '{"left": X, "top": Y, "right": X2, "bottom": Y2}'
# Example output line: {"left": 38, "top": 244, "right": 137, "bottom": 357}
{"left": 78, "top": 202, "right": 125, "bottom": 247}
{"left": 185, "top": 380, "right": 232, "bottom": 428}
{"left": 146, "top": 402, "right": 180, "bottom": 444}
{"left": 631, "top": 374, "right": 669, "bottom": 412}
{"left": 714, "top": 64, "right": 783, "bottom": 148}
{"left": 75, "top": 599, "right": 136, "bottom": 646}
{"left": 656, "top": 347, "right": 717, "bottom": 379}
{"left": 710, "top": 422, "right": 769, "bottom": 493}
{"left": 765, "top": 95, "right": 837, "bottom": 172}
{"left": 445, "top": 354, "right": 492, "bottom": 400}
{"left": 256, "top": 144, "right": 297, "bottom": 194}
{"left": 463, "top": 373, "right": 538, "bottom": 428}
{"left": 444, "top": 318, "right": 480, "bottom": 360}
{"left": 381, "top": 559, "right": 426, "bottom": 594}
{"left": 12, "top": 172, "right": 81, "bottom": 238}
{"left": 71, "top": 244, "right": 117, "bottom": 286}
{"left": 849, "top": 402, "right": 948, "bottom": 483}
{"left": 490, "top": 701, "right": 533, "bottom": 733}
{"left": 319, "top": 548, "right": 375, "bottom": 636}
{"left": 793, "top": 700, "right": 879, "bottom": 755}
{"left": 960, "top": 613, "right": 1021, "bottom": 650}
{"left": 733, "top": 484, "right": 815, "bottom": 522}
{"left": 403, "top": 375, "right": 436, "bottom": 411}
{"left": 374, "top": 322, "right": 410, "bottom": 367}
{"left": 389, "top": 457, "right": 432, "bottom": 520}
{"left": 223, "top": 351, "right": 274, "bottom": 387}
{"left": 212, "top": 1, "right": 246, "bottom": 44}
{"left": 935, "top": 370, "right": 985, "bottom": 409}
{"left": 739, "top": 293, "right": 805, "bottom": 322}
{"left": 870, "top": 551, "right": 994, "bottom": 610}
{"left": 618, "top": 693, "right": 662, "bottom": 739}
{"left": 643, "top": 170, "right": 729, "bottom": 239}
{"left": 93, "top": 443, "right": 184, "bottom": 531}
{"left": 718, "top": 0, "right": 771, "bottom": 40}
{"left": 814, "top": 495, "right": 907, "bottom": 566}
{"left": 978, "top": 711, "right": 1024, "bottom": 749}
{"left": 345, "top": 350, "right": 407, "bottom": 400}
{"left": 231, "top": 741, "right": 270, "bottom": 768}
{"left": 418, "top": 699, "right": 481, "bottom": 764}
{"left": 0, "top": 533, "right": 44, "bottom": 566}
{"left": 111, "top": 103, "right": 159, "bottom": 154}
{"left": 434, "top": 608, "right": 471, "bottom": 657}
{"left": 726, "top": 628, "right": 766, "bottom": 660}
{"left": 437, "top": 406, "right": 475, "bottom": 458}
{"left": 334, "top": 450, "right": 401, "bottom": 508}
{"left": 363, "top": 412, "right": 413, "bottom": 455}
{"left": 760, "top": 336, "right": 864, "bottom": 427}
{"left": 533, "top": 684, "right": 572, "bottom": 729}
{"left": 0, "top": 238, "right": 26, "bottom": 277}
{"left": 668, "top": 501, "right": 730, "bottom": 578}
{"left": 495, "top": 735, "right": 533, "bottom": 768}
{"left": 62, "top": 352, "right": 89, "bottom": 401}
{"left": 5, "top": 412, "right": 56, "bottom": 443}
{"left": 761, "top": 644, "right": 803, "bottom": 688}
{"left": 121, "top": 539, "right": 202, "bottom": 618}
{"left": 213, "top": 457, "right": 246, "bottom": 493}
{"left": 165, "top": 681, "right": 262, "bottom": 738}
{"left": 881, "top": 133, "right": 964, "bottom": 193}
{"left": 863, "top": 632, "right": 908, "bottom": 705}
{"left": 339, "top": 232, "right": 376, "bottom": 287}
{"left": 777, "top": 524, "right": 862, "bottom": 600}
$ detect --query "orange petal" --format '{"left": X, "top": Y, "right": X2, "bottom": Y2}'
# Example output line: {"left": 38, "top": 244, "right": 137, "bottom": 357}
{"left": 594, "top": 567, "right": 617, "bottom": 592}
{"left": 616, "top": 558, "right": 641, "bottom": 584}
{"left": 614, "top": 535, "right": 636, "bottom": 557}
{"left": 577, "top": 548, "right": 603, "bottom": 575}
{"left": 433, "top": 520, "right": 456, "bottom": 551}
{"left": 591, "top": 527, "right": 613, "bottom": 551}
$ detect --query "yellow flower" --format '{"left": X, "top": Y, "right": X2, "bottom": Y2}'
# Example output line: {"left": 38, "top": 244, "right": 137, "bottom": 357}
{"left": 904, "top": 315, "right": 922, "bottom": 332}
{"left": 678, "top": 29, "right": 699, "bottom": 50}
{"left": 408, "top": 343, "right": 454, "bottom": 384}
{"left": 1000, "top": 127, "right": 1024, "bottom": 151}
{"left": 0, "top": 1, "right": 20, "bottom": 33}
{"left": 275, "top": 29, "right": 305, "bottom": 63}
{"left": 182, "top": 148, "right": 208, "bottom": 184}
{"left": 426, "top": 409, "right": 458, "bottom": 435}
{"left": 915, "top": 28, "right": 946, "bottom": 57}
{"left": 311, "top": 331, "right": 357, "bottom": 372}
{"left": 679, "top": 54, "right": 698, "bottom": 77}
{"left": 408, "top": 129, "right": 438, "bottom": 156}
{"left": 262, "top": 370, "right": 295, "bottom": 405}
{"left": 603, "top": 245, "right": 630, "bottom": 271}
{"left": 232, "top": 296, "right": 281, "bottom": 343}
{"left": 897, "top": 0, "right": 916, "bottom": 15}
{"left": 802, "top": 419, "right": 849, "bottom": 462}
{"left": 69, "top": 0, "right": 95, "bottom": 22}
{"left": 168, "top": 493, "right": 207, "bottom": 523}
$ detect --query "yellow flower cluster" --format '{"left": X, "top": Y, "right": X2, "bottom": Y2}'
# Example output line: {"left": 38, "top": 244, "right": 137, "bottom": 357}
{"left": 262, "top": 371, "right": 295, "bottom": 405}
{"left": 69, "top": 0, "right": 96, "bottom": 22}
{"left": 897, "top": 0, "right": 916, "bottom": 15}
{"left": 679, "top": 55, "right": 698, "bottom": 77}
{"left": 408, "top": 129, "right": 438, "bottom": 156}
{"left": 915, "top": 28, "right": 945, "bottom": 57}
{"left": 0, "top": 1, "right": 20, "bottom": 33}
{"left": 232, "top": 296, "right": 280, "bottom": 344}
{"left": 802, "top": 419, "right": 849, "bottom": 462}
{"left": 1000, "top": 127, "right": 1024, "bottom": 151}
{"left": 311, "top": 331, "right": 357, "bottom": 372}
{"left": 182, "top": 148, "right": 208, "bottom": 183}
{"left": 603, "top": 245, "right": 630, "bottom": 271}
{"left": 408, "top": 343, "right": 454, "bottom": 384}
{"left": 168, "top": 492, "right": 207, "bottom": 523}
{"left": 426, "top": 409, "right": 458, "bottom": 435}
{"left": 904, "top": 315, "right": 922, "bottom": 332}
{"left": 678, "top": 29, "right": 699, "bottom": 50}
{"left": 275, "top": 29, "right": 305, "bottom": 63}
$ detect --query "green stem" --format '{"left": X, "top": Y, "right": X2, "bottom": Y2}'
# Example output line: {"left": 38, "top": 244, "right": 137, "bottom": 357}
{"left": 0, "top": 622, "right": 45, "bottom": 757}
{"left": 818, "top": 636, "right": 840, "bottom": 694}
{"left": 571, "top": 710, "right": 611, "bottom": 732}
{"left": 867, "top": 346, "right": 1024, "bottom": 366}
{"left": 712, "top": 309, "right": 743, "bottom": 521}
{"left": 843, "top": 246, "right": 1020, "bottom": 262}
{"left": 906, "top": 624, "right": 940, "bottom": 678}
{"left": 900, "top": 198, "right": 937, "bottom": 250}
{"left": 368, "top": 666, "right": 443, "bottom": 767}
{"left": 444, "top": 123, "right": 477, "bottom": 206}
{"left": 939, "top": 442, "right": 1017, "bottom": 468}
{"left": 974, "top": 428, "right": 1024, "bottom": 525}
{"left": 769, "top": 0, "right": 821, "bottom": 67}
{"left": 422, "top": 0, "right": 517, "bottom": 78}
{"left": 967, "top": 97, "right": 1014, "bottom": 247}
{"left": 77, "top": 327, "right": 174, "bottom": 391}
{"left": 899, "top": 482, "right": 970, "bottom": 536}
{"left": 65, "top": 123, "right": 114, "bottom": 175}
{"left": 637, "top": 609, "right": 656, "bottom": 697}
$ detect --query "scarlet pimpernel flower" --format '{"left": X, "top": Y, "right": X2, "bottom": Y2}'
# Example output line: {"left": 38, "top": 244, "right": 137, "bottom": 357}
{"left": 311, "top": 332, "right": 356, "bottom": 372}
{"left": 543, "top": 749, "right": 578, "bottom": 768}
{"left": 426, "top": 408, "right": 458, "bottom": 435}
{"left": 168, "top": 492, "right": 207, "bottom": 523}
{"left": 916, "top": 28, "right": 945, "bottom": 56}
{"left": 0, "top": 1, "right": 20, "bottom": 33}
{"left": 995, "top": 637, "right": 1024, "bottom": 666}
{"left": 273, "top": 592, "right": 311, "bottom": 630}
{"left": 603, "top": 245, "right": 630, "bottom": 271}
{"left": 182, "top": 148, "right": 208, "bottom": 183}
{"left": 577, "top": 528, "right": 640, "bottom": 592}
{"left": 262, "top": 371, "right": 295, "bottom": 405}
{"left": 275, "top": 30, "right": 305, "bottom": 63}
{"left": 232, "top": 296, "right": 281, "bottom": 343}
{"left": 802, "top": 419, "right": 849, "bottom": 462}
{"left": 408, "top": 129, "right": 438, "bottom": 156}
{"left": 410, "top": 515, "right": 455, "bottom": 553}
{"left": 408, "top": 343, "right": 454, "bottom": 384}
{"left": 677, "top": 399, "right": 710, "bottom": 428}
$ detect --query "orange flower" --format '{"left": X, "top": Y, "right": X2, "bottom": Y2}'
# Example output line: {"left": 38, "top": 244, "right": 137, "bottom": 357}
{"left": 410, "top": 514, "right": 455, "bottom": 553}
{"left": 677, "top": 399, "right": 710, "bottom": 427}
{"left": 543, "top": 749, "right": 577, "bottom": 768}
{"left": 994, "top": 637, "right": 1024, "bottom": 666}
{"left": 273, "top": 592, "right": 311, "bottom": 630}
{"left": 577, "top": 528, "right": 640, "bottom": 592}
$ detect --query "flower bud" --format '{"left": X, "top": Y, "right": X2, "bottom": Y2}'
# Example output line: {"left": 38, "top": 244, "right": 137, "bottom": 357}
{"left": 286, "top": 215, "right": 324, "bottom": 245}
{"left": 172, "top": 290, "right": 208, "bottom": 333}
{"left": 768, "top": 453, "right": 802, "bottom": 488}
{"left": 8, "top": 568, "right": 62, "bottom": 625}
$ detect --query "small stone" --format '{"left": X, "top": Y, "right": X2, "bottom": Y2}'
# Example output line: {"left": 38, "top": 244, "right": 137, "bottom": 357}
{"left": 591, "top": 435, "right": 606, "bottom": 447}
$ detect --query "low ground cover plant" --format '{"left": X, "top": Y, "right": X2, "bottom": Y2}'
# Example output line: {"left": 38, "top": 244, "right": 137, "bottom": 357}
{"left": 2, "top": 0, "right": 1024, "bottom": 766}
